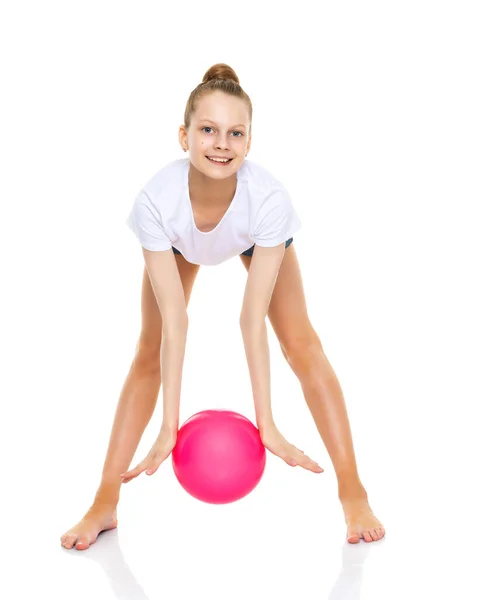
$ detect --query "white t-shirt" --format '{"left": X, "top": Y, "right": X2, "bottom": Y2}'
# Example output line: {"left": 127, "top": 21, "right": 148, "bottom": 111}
{"left": 126, "top": 157, "right": 302, "bottom": 266}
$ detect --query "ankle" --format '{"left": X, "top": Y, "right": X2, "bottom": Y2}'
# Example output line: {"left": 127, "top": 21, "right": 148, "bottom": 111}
{"left": 94, "top": 479, "right": 121, "bottom": 508}
{"left": 337, "top": 474, "right": 367, "bottom": 501}
{"left": 92, "top": 496, "right": 119, "bottom": 512}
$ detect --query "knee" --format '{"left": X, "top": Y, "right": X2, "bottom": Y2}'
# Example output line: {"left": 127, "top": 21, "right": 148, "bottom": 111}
{"left": 282, "top": 333, "right": 325, "bottom": 376}
{"left": 134, "top": 339, "right": 161, "bottom": 372}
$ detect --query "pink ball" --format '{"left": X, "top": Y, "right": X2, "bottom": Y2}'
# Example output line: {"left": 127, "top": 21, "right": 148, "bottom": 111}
{"left": 172, "top": 409, "right": 266, "bottom": 504}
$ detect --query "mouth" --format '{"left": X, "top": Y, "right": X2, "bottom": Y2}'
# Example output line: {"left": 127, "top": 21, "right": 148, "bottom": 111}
{"left": 206, "top": 156, "right": 233, "bottom": 165}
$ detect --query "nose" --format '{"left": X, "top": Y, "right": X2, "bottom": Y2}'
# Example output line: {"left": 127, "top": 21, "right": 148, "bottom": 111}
{"left": 214, "top": 133, "right": 230, "bottom": 151}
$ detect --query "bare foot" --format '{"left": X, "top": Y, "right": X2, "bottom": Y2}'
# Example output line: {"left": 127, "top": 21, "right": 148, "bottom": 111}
{"left": 341, "top": 496, "right": 386, "bottom": 544}
{"left": 60, "top": 504, "right": 118, "bottom": 551}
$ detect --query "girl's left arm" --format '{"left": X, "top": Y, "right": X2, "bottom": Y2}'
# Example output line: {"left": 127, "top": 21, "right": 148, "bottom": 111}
{"left": 240, "top": 243, "right": 286, "bottom": 433}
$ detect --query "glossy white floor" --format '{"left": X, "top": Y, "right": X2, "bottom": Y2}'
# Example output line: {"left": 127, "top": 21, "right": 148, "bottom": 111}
{"left": 7, "top": 240, "right": 477, "bottom": 598}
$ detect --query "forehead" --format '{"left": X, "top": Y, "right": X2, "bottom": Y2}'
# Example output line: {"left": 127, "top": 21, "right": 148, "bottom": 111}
{"left": 198, "top": 118, "right": 247, "bottom": 128}
{"left": 194, "top": 93, "right": 249, "bottom": 126}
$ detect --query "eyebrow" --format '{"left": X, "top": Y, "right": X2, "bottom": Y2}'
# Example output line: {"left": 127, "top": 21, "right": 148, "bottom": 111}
{"left": 199, "top": 119, "right": 246, "bottom": 128}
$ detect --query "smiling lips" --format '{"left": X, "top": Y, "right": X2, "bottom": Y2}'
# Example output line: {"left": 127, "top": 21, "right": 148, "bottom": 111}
{"left": 206, "top": 156, "right": 233, "bottom": 164}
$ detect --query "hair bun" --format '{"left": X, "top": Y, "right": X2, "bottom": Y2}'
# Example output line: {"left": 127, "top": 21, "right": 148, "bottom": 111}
{"left": 202, "top": 63, "right": 240, "bottom": 85}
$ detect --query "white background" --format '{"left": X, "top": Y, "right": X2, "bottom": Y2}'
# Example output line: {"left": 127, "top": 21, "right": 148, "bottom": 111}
{"left": 1, "top": 1, "right": 478, "bottom": 598}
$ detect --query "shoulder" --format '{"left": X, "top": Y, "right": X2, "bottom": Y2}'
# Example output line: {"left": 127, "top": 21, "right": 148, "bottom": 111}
{"left": 242, "top": 159, "right": 285, "bottom": 193}
{"left": 242, "top": 159, "right": 292, "bottom": 211}
{"left": 242, "top": 159, "right": 290, "bottom": 203}
{"left": 141, "top": 158, "right": 187, "bottom": 200}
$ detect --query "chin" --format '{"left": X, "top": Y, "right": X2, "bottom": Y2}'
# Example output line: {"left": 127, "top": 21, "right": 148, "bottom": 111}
{"left": 197, "top": 155, "right": 242, "bottom": 177}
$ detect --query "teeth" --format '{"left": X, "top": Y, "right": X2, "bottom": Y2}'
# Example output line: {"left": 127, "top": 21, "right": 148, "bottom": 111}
{"left": 207, "top": 157, "right": 231, "bottom": 163}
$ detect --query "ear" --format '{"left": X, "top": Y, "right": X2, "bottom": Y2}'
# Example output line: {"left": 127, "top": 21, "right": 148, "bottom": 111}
{"left": 178, "top": 125, "right": 187, "bottom": 150}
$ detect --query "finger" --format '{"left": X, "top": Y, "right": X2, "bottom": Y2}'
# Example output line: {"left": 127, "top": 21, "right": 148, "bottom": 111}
{"left": 121, "top": 468, "right": 142, "bottom": 482}
{"left": 145, "top": 455, "right": 168, "bottom": 476}
{"left": 120, "top": 462, "right": 146, "bottom": 482}
{"left": 283, "top": 452, "right": 300, "bottom": 467}
{"left": 121, "top": 471, "right": 144, "bottom": 483}
{"left": 300, "top": 453, "right": 324, "bottom": 473}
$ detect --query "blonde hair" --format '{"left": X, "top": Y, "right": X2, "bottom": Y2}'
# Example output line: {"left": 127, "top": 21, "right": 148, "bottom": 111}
{"left": 183, "top": 63, "right": 252, "bottom": 134}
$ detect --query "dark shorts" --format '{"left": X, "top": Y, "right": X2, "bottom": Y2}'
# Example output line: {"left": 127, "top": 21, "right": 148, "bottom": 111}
{"left": 172, "top": 237, "right": 293, "bottom": 257}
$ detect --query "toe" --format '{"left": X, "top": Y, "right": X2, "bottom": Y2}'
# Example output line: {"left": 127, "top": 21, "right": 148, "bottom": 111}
{"left": 62, "top": 535, "right": 76, "bottom": 549}
{"left": 347, "top": 529, "right": 361, "bottom": 543}
{"left": 370, "top": 529, "right": 379, "bottom": 541}
{"left": 363, "top": 530, "right": 373, "bottom": 542}
{"left": 348, "top": 535, "right": 360, "bottom": 544}
{"left": 75, "top": 537, "right": 90, "bottom": 550}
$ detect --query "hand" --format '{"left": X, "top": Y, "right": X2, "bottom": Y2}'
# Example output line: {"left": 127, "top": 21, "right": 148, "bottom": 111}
{"left": 259, "top": 424, "right": 324, "bottom": 474}
{"left": 120, "top": 425, "right": 178, "bottom": 484}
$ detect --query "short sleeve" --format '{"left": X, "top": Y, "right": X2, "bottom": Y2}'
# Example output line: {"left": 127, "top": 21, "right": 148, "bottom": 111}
{"left": 253, "top": 186, "right": 302, "bottom": 247}
{"left": 125, "top": 190, "right": 172, "bottom": 251}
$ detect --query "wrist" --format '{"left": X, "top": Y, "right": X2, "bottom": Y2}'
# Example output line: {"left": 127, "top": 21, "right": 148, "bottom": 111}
{"left": 161, "top": 420, "right": 178, "bottom": 435}
{"left": 257, "top": 417, "right": 276, "bottom": 436}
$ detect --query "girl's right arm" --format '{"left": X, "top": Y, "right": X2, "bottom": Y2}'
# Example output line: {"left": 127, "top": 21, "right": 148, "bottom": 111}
{"left": 142, "top": 247, "right": 188, "bottom": 431}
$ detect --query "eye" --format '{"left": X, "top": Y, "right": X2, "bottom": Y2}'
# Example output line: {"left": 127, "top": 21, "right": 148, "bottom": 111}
{"left": 201, "top": 127, "right": 244, "bottom": 137}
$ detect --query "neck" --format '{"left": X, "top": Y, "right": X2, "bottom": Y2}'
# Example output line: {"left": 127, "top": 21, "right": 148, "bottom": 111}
{"left": 188, "top": 160, "right": 237, "bottom": 207}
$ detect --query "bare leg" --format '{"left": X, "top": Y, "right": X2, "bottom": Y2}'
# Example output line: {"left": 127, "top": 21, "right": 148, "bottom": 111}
{"left": 61, "top": 256, "right": 199, "bottom": 550}
{"left": 59, "top": 348, "right": 162, "bottom": 550}
{"left": 295, "top": 351, "right": 385, "bottom": 543}
{"left": 239, "top": 246, "right": 385, "bottom": 544}
{"left": 95, "top": 350, "right": 162, "bottom": 506}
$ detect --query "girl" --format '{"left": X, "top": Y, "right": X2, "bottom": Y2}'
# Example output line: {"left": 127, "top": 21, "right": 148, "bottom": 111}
{"left": 60, "top": 63, "right": 385, "bottom": 550}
